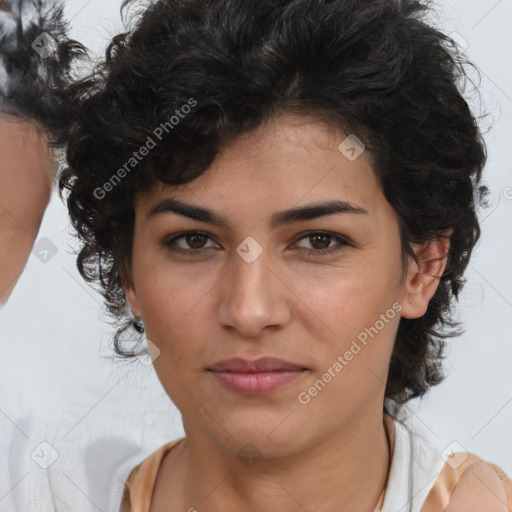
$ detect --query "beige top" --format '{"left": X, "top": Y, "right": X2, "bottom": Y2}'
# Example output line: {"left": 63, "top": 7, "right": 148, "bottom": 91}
{"left": 119, "top": 416, "right": 512, "bottom": 511}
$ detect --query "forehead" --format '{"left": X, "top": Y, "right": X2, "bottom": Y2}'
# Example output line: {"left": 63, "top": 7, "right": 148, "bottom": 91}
{"left": 0, "top": 117, "right": 47, "bottom": 148}
{"left": 136, "top": 114, "right": 384, "bottom": 217}
{"left": 0, "top": 117, "right": 56, "bottom": 178}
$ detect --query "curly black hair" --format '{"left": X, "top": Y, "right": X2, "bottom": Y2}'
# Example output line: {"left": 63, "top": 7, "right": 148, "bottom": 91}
{"left": 59, "top": 0, "right": 489, "bottom": 415}
{"left": 0, "top": 0, "right": 86, "bottom": 148}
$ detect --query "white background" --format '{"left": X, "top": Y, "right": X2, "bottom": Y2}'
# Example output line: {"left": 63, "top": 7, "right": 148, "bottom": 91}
{"left": 1, "top": 0, "right": 511, "bottom": 510}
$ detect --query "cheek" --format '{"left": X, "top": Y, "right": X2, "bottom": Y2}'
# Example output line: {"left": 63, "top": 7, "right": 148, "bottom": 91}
{"left": 297, "top": 260, "right": 401, "bottom": 378}
{"left": 134, "top": 242, "right": 199, "bottom": 316}
{"left": 302, "top": 266, "right": 396, "bottom": 332}
{"left": 135, "top": 263, "right": 217, "bottom": 361}
{"left": 300, "top": 280, "right": 399, "bottom": 416}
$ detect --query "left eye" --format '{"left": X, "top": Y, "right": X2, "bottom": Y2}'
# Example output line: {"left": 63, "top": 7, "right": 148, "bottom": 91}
{"left": 292, "top": 231, "right": 350, "bottom": 256}
{"left": 162, "top": 231, "right": 351, "bottom": 256}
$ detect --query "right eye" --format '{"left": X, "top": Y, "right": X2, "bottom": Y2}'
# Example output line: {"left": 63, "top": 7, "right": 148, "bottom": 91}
{"left": 162, "top": 231, "right": 219, "bottom": 255}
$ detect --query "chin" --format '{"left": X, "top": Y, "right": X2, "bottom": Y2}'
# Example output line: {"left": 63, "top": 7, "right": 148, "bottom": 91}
{"left": 207, "top": 412, "right": 309, "bottom": 458}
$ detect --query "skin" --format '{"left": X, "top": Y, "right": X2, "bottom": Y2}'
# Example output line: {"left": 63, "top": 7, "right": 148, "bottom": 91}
{"left": 123, "top": 113, "right": 451, "bottom": 511}
{"left": 447, "top": 463, "right": 508, "bottom": 511}
{"left": 0, "top": 117, "right": 56, "bottom": 303}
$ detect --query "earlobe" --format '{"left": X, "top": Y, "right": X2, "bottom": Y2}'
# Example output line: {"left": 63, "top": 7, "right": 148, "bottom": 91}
{"left": 120, "top": 266, "right": 141, "bottom": 318}
{"left": 400, "top": 230, "right": 452, "bottom": 319}
{"left": 124, "top": 284, "right": 141, "bottom": 318}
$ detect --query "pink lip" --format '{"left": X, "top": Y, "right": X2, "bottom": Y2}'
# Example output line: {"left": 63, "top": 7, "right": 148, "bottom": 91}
{"left": 207, "top": 357, "right": 308, "bottom": 395}
{"left": 208, "top": 357, "right": 306, "bottom": 372}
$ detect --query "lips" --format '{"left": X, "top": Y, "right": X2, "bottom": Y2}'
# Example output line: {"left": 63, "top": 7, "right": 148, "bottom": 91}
{"left": 208, "top": 357, "right": 307, "bottom": 373}
{"left": 207, "top": 357, "right": 308, "bottom": 395}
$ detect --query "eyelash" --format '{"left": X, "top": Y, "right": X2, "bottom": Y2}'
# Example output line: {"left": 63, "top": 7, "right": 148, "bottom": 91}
{"left": 162, "top": 230, "right": 352, "bottom": 257}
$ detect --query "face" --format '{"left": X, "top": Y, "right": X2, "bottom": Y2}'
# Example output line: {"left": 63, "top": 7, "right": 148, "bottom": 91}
{"left": 124, "top": 114, "right": 448, "bottom": 457}
{"left": 0, "top": 117, "right": 56, "bottom": 302}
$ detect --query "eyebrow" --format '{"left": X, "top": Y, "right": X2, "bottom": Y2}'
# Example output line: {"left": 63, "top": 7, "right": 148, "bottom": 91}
{"left": 147, "top": 197, "right": 368, "bottom": 229}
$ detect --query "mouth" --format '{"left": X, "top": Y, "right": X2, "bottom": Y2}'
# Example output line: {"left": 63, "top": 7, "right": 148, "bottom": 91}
{"left": 207, "top": 357, "right": 308, "bottom": 395}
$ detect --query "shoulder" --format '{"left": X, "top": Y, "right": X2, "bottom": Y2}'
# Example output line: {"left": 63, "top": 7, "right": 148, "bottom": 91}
{"left": 120, "top": 437, "right": 186, "bottom": 512}
{"left": 447, "top": 460, "right": 510, "bottom": 511}
{"left": 421, "top": 452, "right": 512, "bottom": 512}
{"left": 119, "top": 486, "right": 131, "bottom": 512}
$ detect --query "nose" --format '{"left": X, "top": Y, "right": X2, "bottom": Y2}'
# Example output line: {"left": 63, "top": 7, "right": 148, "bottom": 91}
{"left": 216, "top": 241, "right": 292, "bottom": 337}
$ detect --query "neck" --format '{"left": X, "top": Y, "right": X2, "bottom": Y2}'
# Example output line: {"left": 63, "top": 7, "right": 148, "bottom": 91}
{"left": 174, "top": 409, "right": 391, "bottom": 512}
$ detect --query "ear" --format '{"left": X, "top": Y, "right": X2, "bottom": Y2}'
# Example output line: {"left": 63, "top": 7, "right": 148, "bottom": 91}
{"left": 120, "top": 263, "right": 142, "bottom": 318}
{"left": 400, "top": 229, "right": 453, "bottom": 319}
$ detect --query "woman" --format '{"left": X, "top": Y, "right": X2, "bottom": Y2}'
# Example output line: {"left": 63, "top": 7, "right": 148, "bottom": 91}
{"left": 59, "top": 0, "right": 512, "bottom": 510}
{"left": 0, "top": 0, "right": 86, "bottom": 509}
{"left": 0, "top": 0, "right": 85, "bottom": 304}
